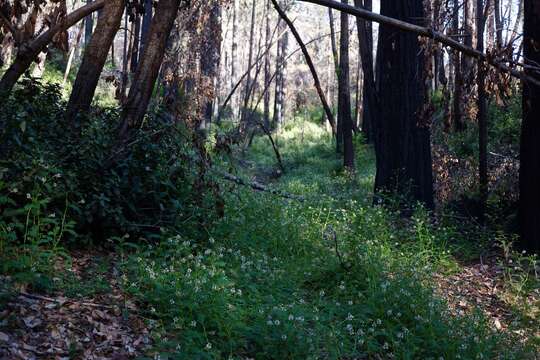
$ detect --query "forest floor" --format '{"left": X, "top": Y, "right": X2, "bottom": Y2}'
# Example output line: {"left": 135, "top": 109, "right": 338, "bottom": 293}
{"left": 1, "top": 119, "right": 539, "bottom": 359}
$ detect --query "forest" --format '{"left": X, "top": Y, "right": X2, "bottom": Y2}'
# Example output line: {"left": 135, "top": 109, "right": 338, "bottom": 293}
{"left": 0, "top": 0, "right": 539, "bottom": 358}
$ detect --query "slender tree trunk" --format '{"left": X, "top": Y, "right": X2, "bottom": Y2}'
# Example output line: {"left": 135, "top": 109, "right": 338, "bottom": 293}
{"left": 201, "top": 0, "right": 222, "bottom": 127}
{"left": 118, "top": 0, "right": 181, "bottom": 140}
{"left": 477, "top": 0, "right": 489, "bottom": 221}
{"left": 0, "top": 0, "right": 105, "bottom": 95}
{"left": 241, "top": 0, "right": 257, "bottom": 127}
{"left": 85, "top": 0, "right": 94, "bottom": 45}
{"left": 353, "top": 0, "right": 376, "bottom": 143}
{"left": 63, "top": 22, "right": 85, "bottom": 85}
{"left": 121, "top": 5, "right": 129, "bottom": 101}
{"left": 452, "top": 0, "right": 464, "bottom": 132}
{"left": 519, "top": 0, "right": 540, "bottom": 253}
{"left": 231, "top": 0, "right": 238, "bottom": 92}
{"left": 263, "top": 0, "right": 272, "bottom": 128}
{"left": 140, "top": 0, "right": 153, "bottom": 55}
{"left": 66, "top": 0, "right": 124, "bottom": 123}
{"left": 130, "top": 12, "right": 141, "bottom": 72}
{"left": 273, "top": 10, "right": 288, "bottom": 128}
{"left": 339, "top": 0, "right": 354, "bottom": 169}
{"left": 374, "top": 0, "right": 433, "bottom": 209}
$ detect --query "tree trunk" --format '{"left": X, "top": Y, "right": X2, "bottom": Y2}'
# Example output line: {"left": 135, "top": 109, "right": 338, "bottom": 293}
{"left": 476, "top": 0, "right": 488, "bottom": 221}
{"left": 452, "top": 0, "right": 464, "bottom": 132}
{"left": 85, "top": 0, "right": 94, "bottom": 45}
{"left": 0, "top": 0, "right": 105, "bottom": 95}
{"left": 374, "top": 0, "right": 433, "bottom": 209}
{"left": 263, "top": 0, "right": 272, "bottom": 129}
{"left": 519, "top": 0, "right": 540, "bottom": 253}
{"left": 118, "top": 0, "right": 181, "bottom": 140}
{"left": 140, "top": 0, "right": 153, "bottom": 55}
{"left": 273, "top": 10, "right": 288, "bottom": 128}
{"left": 201, "top": 0, "right": 222, "bottom": 126}
{"left": 241, "top": 0, "right": 257, "bottom": 127}
{"left": 66, "top": 0, "right": 124, "bottom": 123}
{"left": 353, "top": 0, "right": 376, "bottom": 143}
{"left": 130, "top": 12, "right": 141, "bottom": 72}
{"left": 339, "top": 0, "right": 354, "bottom": 169}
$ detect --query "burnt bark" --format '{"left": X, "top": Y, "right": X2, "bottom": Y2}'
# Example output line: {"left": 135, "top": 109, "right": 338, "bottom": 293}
{"left": 519, "top": 0, "right": 540, "bottom": 253}
{"left": 476, "top": 0, "right": 489, "bottom": 221}
{"left": 374, "top": 0, "right": 433, "bottom": 209}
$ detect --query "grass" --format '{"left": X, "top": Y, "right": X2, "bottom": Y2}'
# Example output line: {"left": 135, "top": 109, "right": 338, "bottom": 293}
{"left": 118, "top": 117, "right": 535, "bottom": 359}
{"left": 0, "top": 110, "right": 536, "bottom": 358}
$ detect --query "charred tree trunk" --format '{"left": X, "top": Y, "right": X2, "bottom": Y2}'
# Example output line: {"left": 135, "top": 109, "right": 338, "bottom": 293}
{"left": 263, "top": 0, "right": 272, "bottom": 129}
{"left": 353, "top": 0, "right": 376, "bottom": 143}
{"left": 118, "top": 0, "right": 181, "bottom": 140}
{"left": 519, "top": 0, "right": 540, "bottom": 253}
{"left": 374, "top": 0, "right": 434, "bottom": 209}
{"left": 452, "top": 0, "right": 464, "bottom": 132}
{"left": 477, "top": 0, "right": 489, "bottom": 221}
{"left": 66, "top": 0, "right": 124, "bottom": 124}
{"left": 85, "top": 0, "right": 94, "bottom": 45}
{"left": 339, "top": 0, "right": 354, "bottom": 168}
{"left": 130, "top": 12, "right": 141, "bottom": 72}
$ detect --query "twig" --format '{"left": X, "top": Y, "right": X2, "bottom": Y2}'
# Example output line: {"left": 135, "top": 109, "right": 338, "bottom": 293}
{"left": 216, "top": 170, "right": 304, "bottom": 202}
{"left": 19, "top": 291, "right": 114, "bottom": 309}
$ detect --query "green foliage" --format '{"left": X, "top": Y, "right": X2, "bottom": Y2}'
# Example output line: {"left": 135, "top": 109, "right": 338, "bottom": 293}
{"left": 0, "top": 77, "right": 218, "bottom": 247}
{"left": 120, "top": 120, "right": 530, "bottom": 359}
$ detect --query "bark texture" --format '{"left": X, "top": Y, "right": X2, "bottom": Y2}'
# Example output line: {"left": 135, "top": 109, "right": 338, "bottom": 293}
{"left": 338, "top": 0, "right": 354, "bottom": 168}
{"left": 519, "top": 0, "right": 540, "bottom": 253}
{"left": 374, "top": 0, "right": 433, "bottom": 209}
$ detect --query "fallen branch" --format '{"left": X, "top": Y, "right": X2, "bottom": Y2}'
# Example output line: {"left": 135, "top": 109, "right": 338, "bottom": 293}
{"left": 19, "top": 291, "right": 114, "bottom": 310}
{"left": 217, "top": 171, "right": 304, "bottom": 201}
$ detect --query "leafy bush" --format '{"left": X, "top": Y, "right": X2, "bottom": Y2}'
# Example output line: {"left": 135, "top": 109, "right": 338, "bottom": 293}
{"left": 0, "top": 77, "right": 219, "bottom": 246}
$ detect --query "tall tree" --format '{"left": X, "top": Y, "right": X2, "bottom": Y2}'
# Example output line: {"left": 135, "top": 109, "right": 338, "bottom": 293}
{"left": 338, "top": 0, "right": 354, "bottom": 168}
{"left": 140, "top": 0, "right": 153, "bottom": 55}
{"left": 353, "top": 0, "right": 375, "bottom": 143}
{"left": 85, "top": 0, "right": 94, "bottom": 45}
{"left": 263, "top": 0, "right": 272, "bottom": 129}
{"left": 452, "top": 0, "right": 464, "bottom": 131}
{"left": 273, "top": 7, "right": 288, "bottom": 128}
{"left": 374, "top": 0, "right": 434, "bottom": 209}
{"left": 476, "top": 0, "right": 489, "bottom": 221}
{"left": 201, "top": 0, "right": 222, "bottom": 126}
{"left": 65, "top": 0, "right": 124, "bottom": 124}
{"left": 118, "top": 0, "right": 181, "bottom": 140}
{"left": 519, "top": 0, "right": 540, "bottom": 253}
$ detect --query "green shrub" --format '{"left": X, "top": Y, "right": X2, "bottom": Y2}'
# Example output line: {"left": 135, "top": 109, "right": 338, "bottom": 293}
{"left": 0, "top": 77, "right": 219, "bottom": 245}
